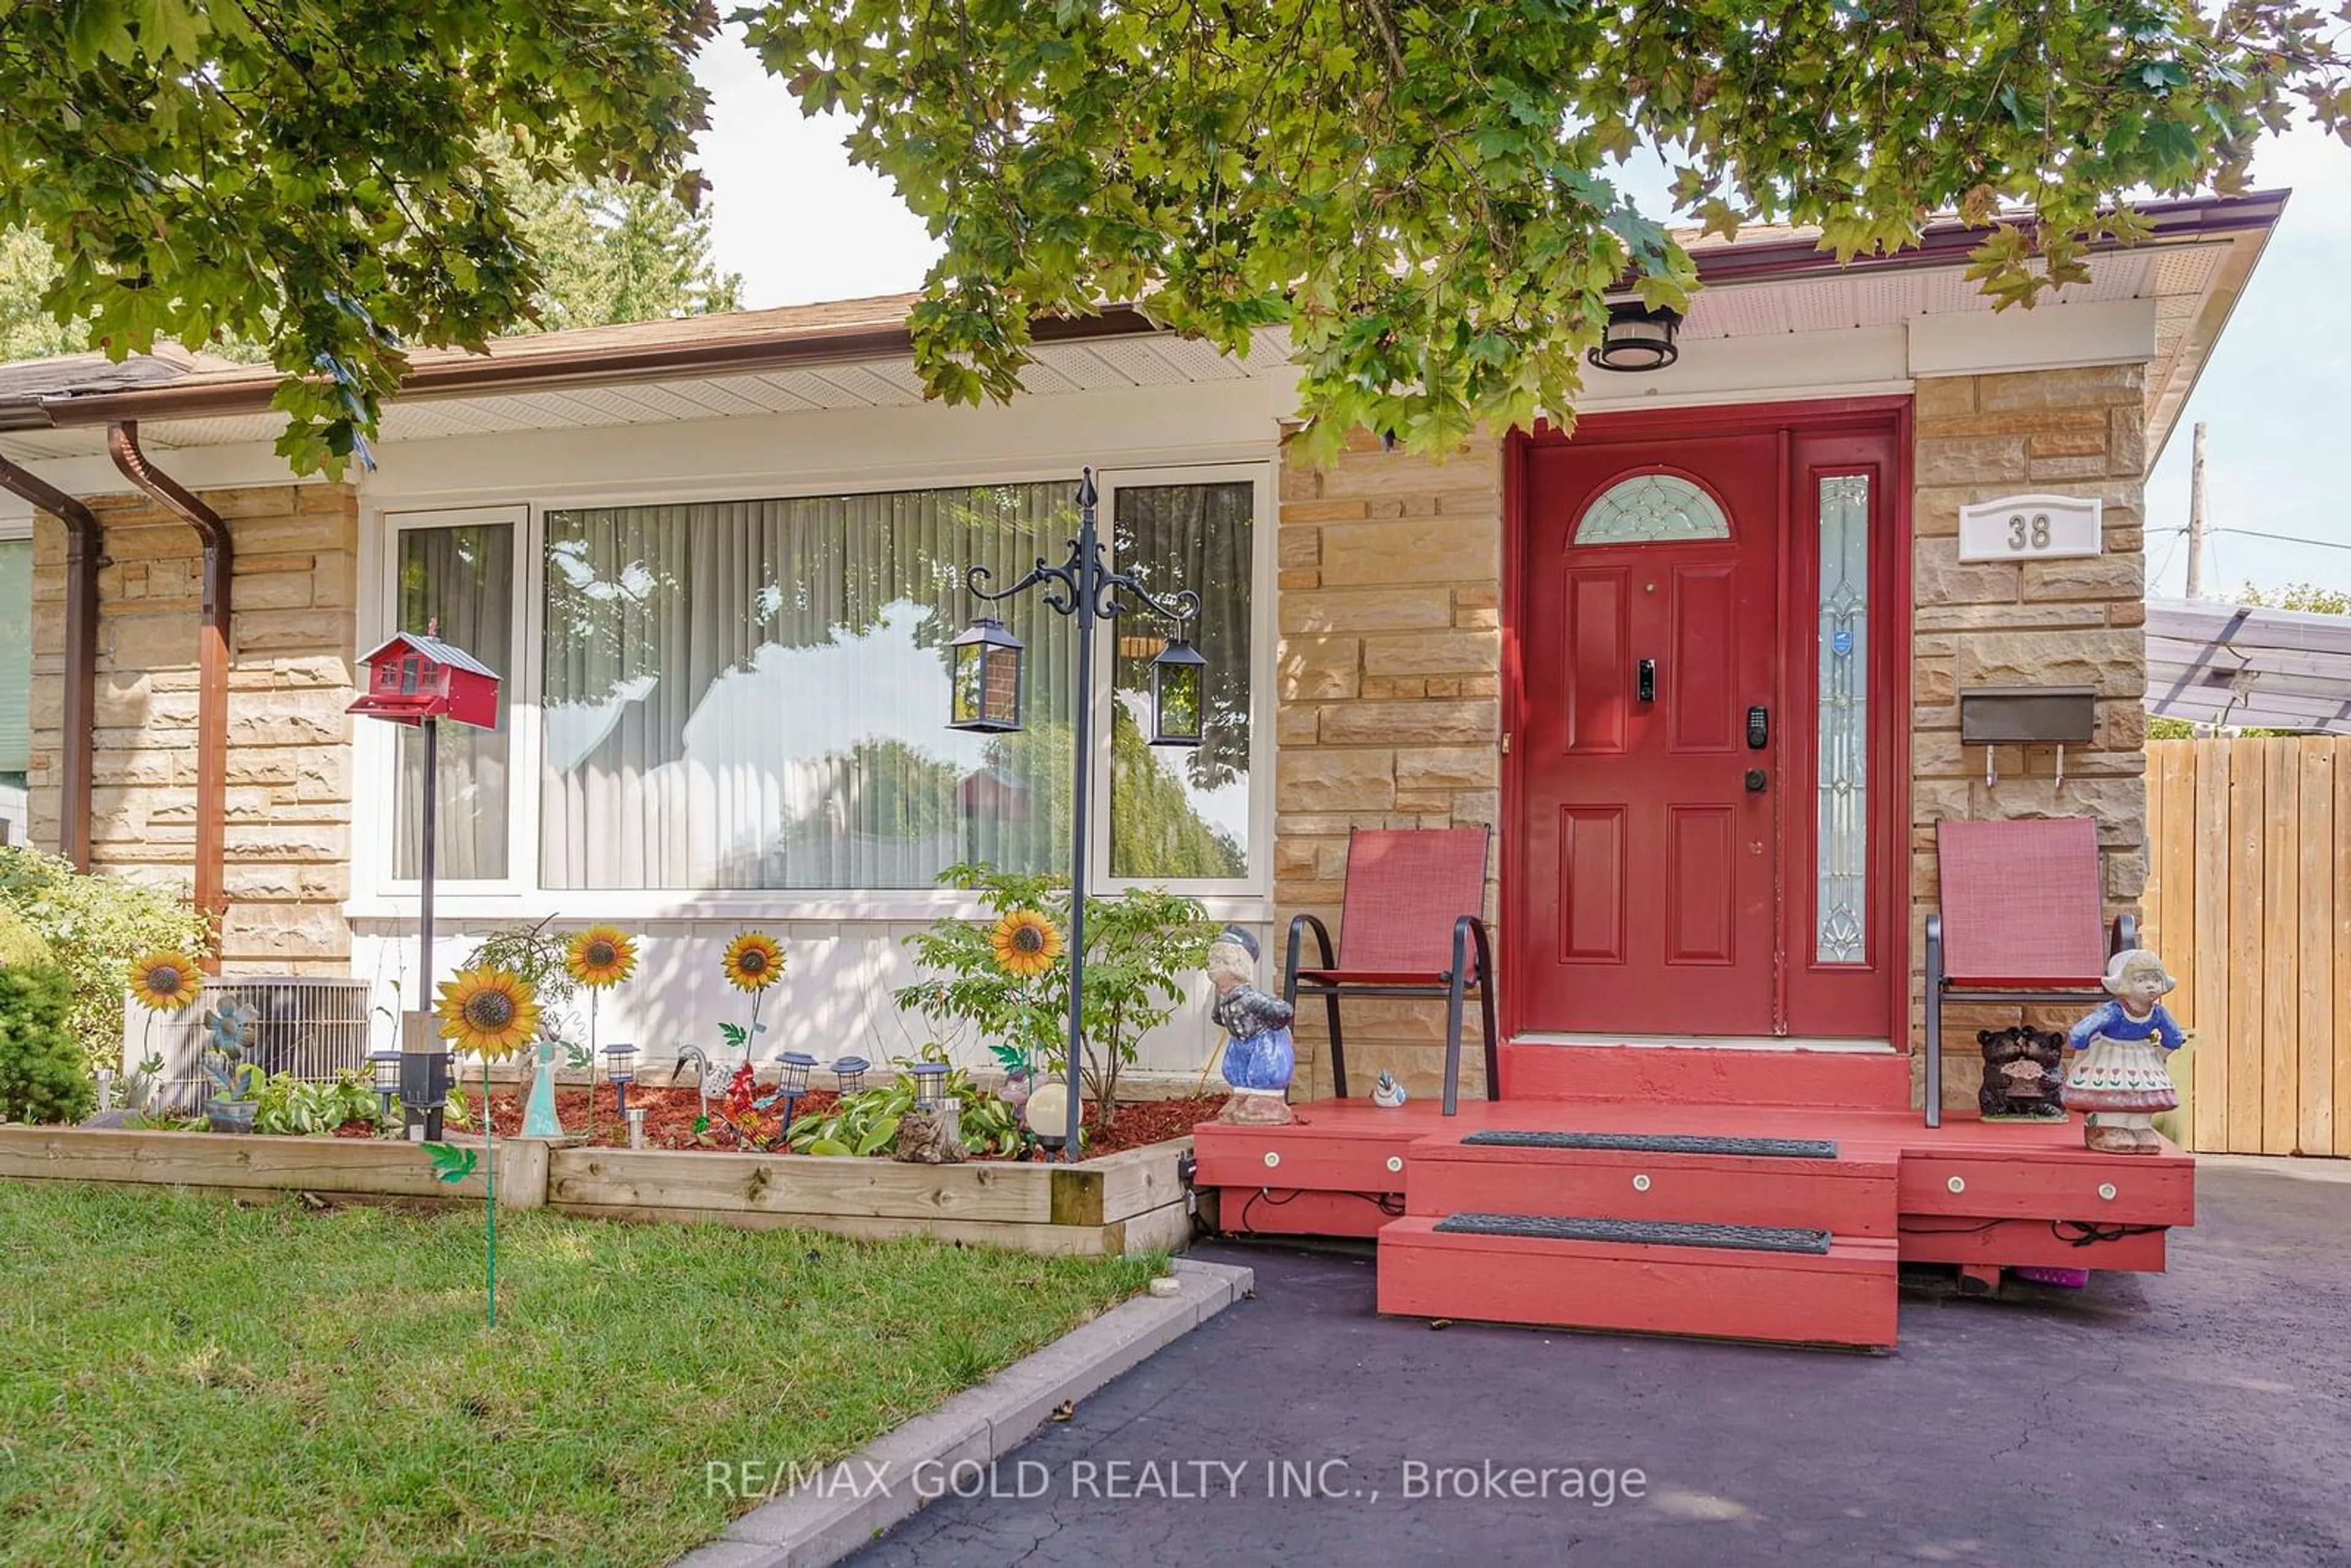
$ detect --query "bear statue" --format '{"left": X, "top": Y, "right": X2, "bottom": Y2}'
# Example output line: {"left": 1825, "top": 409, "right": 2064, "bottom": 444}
{"left": 1977, "top": 1026, "right": 2067, "bottom": 1121}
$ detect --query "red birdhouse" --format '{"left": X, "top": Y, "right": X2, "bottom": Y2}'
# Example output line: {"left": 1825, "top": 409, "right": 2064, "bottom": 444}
{"left": 347, "top": 631, "right": 501, "bottom": 729}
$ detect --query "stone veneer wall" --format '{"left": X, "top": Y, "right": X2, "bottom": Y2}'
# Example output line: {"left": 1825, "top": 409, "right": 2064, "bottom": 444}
{"left": 1272, "top": 362, "right": 2153, "bottom": 1109}
{"left": 1908, "top": 364, "right": 2150, "bottom": 1109}
{"left": 1273, "top": 430, "right": 1505, "bottom": 1099}
{"left": 28, "top": 483, "right": 359, "bottom": 972}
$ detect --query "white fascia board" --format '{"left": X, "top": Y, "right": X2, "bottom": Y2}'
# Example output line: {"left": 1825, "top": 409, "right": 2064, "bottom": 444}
{"left": 361, "top": 372, "right": 1298, "bottom": 509}
{"left": 1575, "top": 325, "right": 1911, "bottom": 411}
{"left": 1907, "top": 297, "right": 2157, "bottom": 378}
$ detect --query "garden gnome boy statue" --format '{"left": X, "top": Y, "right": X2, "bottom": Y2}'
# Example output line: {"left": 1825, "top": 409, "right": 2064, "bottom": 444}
{"left": 2063, "top": 948, "right": 2188, "bottom": 1154}
{"left": 1209, "top": 926, "right": 1296, "bottom": 1127}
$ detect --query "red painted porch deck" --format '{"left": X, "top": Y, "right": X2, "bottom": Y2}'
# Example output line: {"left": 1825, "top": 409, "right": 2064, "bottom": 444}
{"left": 1193, "top": 1071, "right": 2191, "bottom": 1352}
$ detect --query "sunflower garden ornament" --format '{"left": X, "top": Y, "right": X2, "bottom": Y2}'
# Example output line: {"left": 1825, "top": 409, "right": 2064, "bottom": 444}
{"left": 990, "top": 909, "right": 1062, "bottom": 977}
{"left": 716, "top": 930, "right": 784, "bottom": 1075}
{"left": 129, "top": 950, "right": 206, "bottom": 1093}
{"left": 129, "top": 950, "right": 204, "bottom": 1015}
{"left": 432, "top": 965, "right": 539, "bottom": 1328}
{"left": 986, "top": 909, "right": 1062, "bottom": 1097}
{"left": 435, "top": 968, "right": 540, "bottom": 1061}
{"left": 560, "top": 926, "right": 637, "bottom": 1139}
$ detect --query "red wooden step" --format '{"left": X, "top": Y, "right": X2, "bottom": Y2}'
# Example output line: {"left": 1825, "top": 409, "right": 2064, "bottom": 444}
{"left": 1377, "top": 1215, "right": 1899, "bottom": 1349}
{"left": 1404, "top": 1136, "right": 1898, "bottom": 1239}
{"left": 1498, "top": 1043, "right": 1911, "bottom": 1110}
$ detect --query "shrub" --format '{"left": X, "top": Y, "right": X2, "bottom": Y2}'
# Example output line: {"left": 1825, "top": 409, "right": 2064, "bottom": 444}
{"left": 0, "top": 847, "right": 212, "bottom": 1070}
{"left": 896, "top": 865, "right": 1216, "bottom": 1126}
{"left": 0, "top": 961, "right": 91, "bottom": 1123}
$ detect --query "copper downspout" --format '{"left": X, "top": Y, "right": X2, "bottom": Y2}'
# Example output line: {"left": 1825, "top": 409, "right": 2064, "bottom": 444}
{"left": 106, "top": 422, "right": 228, "bottom": 945}
{"left": 0, "top": 454, "right": 100, "bottom": 868}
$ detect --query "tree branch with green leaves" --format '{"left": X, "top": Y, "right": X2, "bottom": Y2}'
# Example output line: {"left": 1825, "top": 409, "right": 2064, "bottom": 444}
{"left": 742, "top": 0, "right": 2351, "bottom": 459}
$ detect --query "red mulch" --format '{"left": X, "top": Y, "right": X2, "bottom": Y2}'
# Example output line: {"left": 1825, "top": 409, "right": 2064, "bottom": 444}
{"left": 331, "top": 1084, "right": 1229, "bottom": 1158}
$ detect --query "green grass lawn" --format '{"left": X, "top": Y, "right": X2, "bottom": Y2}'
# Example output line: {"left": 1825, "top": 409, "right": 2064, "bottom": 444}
{"left": 0, "top": 1182, "right": 1158, "bottom": 1567}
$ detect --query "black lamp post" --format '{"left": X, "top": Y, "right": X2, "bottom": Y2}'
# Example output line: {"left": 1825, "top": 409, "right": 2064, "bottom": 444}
{"left": 949, "top": 468, "right": 1205, "bottom": 1161}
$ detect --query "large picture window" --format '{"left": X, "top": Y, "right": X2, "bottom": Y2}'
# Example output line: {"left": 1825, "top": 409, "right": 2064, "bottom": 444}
{"left": 534, "top": 476, "right": 1257, "bottom": 892}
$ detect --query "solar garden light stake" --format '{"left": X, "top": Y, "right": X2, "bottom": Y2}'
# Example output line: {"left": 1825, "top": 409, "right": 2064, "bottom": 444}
{"left": 604, "top": 1041, "right": 639, "bottom": 1117}
{"left": 368, "top": 1049, "right": 400, "bottom": 1131}
{"left": 948, "top": 467, "right": 1207, "bottom": 1160}
{"left": 775, "top": 1051, "right": 816, "bottom": 1127}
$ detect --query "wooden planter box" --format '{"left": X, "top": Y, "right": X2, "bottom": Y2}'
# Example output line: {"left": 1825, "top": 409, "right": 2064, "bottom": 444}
{"left": 0, "top": 1126, "right": 1202, "bottom": 1257}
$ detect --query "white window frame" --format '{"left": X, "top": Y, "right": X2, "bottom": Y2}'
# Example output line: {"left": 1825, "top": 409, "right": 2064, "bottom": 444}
{"left": 355, "top": 503, "right": 536, "bottom": 904}
{"left": 351, "top": 463, "right": 1275, "bottom": 921}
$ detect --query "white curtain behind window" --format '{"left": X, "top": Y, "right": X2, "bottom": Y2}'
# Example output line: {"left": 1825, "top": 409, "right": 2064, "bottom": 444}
{"left": 540, "top": 484, "right": 1079, "bottom": 890}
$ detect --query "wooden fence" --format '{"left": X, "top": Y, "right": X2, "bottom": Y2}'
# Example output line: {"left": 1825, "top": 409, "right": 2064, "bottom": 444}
{"left": 2143, "top": 737, "right": 2351, "bottom": 1157}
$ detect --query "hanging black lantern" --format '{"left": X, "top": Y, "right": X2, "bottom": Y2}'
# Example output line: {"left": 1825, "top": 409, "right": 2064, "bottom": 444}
{"left": 1149, "top": 636, "right": 1209, "bottom": 747}
{"left": 948, "top": 617, "right": 1025, "bottom": 732}
{"left": 1589, "top": 301, "right": 1682, "bottom": 372}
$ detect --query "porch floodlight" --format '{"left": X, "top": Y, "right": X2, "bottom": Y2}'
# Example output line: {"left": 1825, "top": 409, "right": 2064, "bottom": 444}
{"left": 1589, "top": 301, "right": 1682, "bottom": 372}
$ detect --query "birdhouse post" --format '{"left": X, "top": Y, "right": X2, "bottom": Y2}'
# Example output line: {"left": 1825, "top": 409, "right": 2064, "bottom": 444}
{"left": 348, "top": 626, "right": 503, "bottom": 1138}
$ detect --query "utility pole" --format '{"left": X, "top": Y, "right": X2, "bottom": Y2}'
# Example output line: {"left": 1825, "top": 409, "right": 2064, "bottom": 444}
{"left": 2185, "top": 421, "right": 2207, "bottom": 599}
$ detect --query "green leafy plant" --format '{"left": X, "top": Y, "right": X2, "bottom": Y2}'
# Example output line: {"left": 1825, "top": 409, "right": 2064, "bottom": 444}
{"left": 253, "top": 1071, "right": 381, "bottom": 1138}
{"left": 0, "top": 847, "right": 211, "bottom": 1073}
{"left": 786, "top": 1046, "right": 1027, "bottom": 1159}
{"left": 896, "top": 866, "right": 1215, "bottom": 1128}
{"left": 0, "top": 958, "right": 91, "bottom": 1125}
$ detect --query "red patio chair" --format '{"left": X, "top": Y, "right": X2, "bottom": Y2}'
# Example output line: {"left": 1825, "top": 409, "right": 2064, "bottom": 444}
{"left": 1284, "top": 827, "right": 1498, "bottom": 1116}
{"left": 1924, "top": 817, "right": 2137, "bottom": 1128}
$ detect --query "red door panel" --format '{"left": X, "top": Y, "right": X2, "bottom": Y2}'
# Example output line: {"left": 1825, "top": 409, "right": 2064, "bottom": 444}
{"left": 1665, "top": 805, "right": 1738, "bottom": 965}
{"left": 1517, "top": 435, "right": 1781, "bottom": 1037}
{"left": 1562, "top": 568, "right": 1629, "bottom": 753}
{"left": 1557, "top": 806, "right": 1625, "bottom": 962}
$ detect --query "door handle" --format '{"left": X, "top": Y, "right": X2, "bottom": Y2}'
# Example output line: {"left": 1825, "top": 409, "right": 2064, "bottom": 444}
{"left": 1637, "top": 658, "right": 1657, "bottom": 703}
{"left": 1744, "top": 768, "right": 1768, "bottom": 793}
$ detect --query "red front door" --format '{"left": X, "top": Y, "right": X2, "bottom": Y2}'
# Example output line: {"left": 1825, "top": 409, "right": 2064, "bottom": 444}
{"left": 1509, "top": 409, "right": 1903, "bottom": 1042}
{"left": 1518, "top": 434, "right": 1781, "bottom": 1035}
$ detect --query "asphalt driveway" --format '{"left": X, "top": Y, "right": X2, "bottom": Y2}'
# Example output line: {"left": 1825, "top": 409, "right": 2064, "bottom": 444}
{"left": 848, "top": 1158, "right": 2351, "bottom": 1567}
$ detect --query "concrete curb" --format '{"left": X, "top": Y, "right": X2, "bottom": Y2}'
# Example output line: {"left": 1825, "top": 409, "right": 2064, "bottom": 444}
{"left": 673, "top": 1258, "right": 1254, "bottom": 1568}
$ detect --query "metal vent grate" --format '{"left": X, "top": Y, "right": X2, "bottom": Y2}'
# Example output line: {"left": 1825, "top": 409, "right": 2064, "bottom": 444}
{"left": 140, "top": 977, "right": 373, "bottom": 1114}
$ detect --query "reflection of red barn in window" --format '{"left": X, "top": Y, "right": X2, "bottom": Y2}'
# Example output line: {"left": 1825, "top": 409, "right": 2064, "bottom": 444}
{"left": 347, "top": 632, "right": 501, "bottom": 729}
{"left": 956, "top": 766, "right": 1030, "bottom": 822}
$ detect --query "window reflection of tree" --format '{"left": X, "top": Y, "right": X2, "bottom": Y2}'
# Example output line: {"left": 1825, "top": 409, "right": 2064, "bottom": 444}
{"left": 538, "top": 481, "right": 1251, "bottom": 890}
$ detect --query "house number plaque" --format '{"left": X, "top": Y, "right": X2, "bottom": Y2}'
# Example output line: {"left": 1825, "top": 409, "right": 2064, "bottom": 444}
{"left": 1957, "top": 493, "right": 2102, "bottom": 563}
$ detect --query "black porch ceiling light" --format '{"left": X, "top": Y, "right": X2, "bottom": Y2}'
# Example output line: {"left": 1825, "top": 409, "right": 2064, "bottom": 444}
{"left": 1589, "top": 301, "right": 1682, "bottom": 372}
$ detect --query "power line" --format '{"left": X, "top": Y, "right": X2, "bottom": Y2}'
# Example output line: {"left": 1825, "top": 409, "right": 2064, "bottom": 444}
{"left": 2206, "top": 527, "right": 2351, "bottom": 552}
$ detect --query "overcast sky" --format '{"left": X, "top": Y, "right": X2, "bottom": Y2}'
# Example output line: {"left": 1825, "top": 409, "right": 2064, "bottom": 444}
{"left": 691, "top": 30, "right": 2349, "bottom": 601}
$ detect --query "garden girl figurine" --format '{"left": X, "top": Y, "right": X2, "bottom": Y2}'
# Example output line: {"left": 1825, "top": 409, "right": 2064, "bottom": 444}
{"left": 2064, "top": 948, "right": 2188, "bottom": 1154}
{"left": 1207, "top": 926, "right": 1296, "bottom": 1127}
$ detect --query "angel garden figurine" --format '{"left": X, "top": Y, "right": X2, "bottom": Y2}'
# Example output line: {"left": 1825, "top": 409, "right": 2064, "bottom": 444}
{"left": 522, "top": 1037, "right": 564, "bottom": 1138}
{"left": 1208, "top": 926, "right": 1297, "bottom": 1127}
{"left": 2063, "top": 948, "right": 2188, "bottom": 1154}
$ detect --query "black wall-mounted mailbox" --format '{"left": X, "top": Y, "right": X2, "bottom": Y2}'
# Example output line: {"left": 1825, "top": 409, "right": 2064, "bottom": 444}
{"left": 1959, "top": 686, "right": 2098, "bottom": 746}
